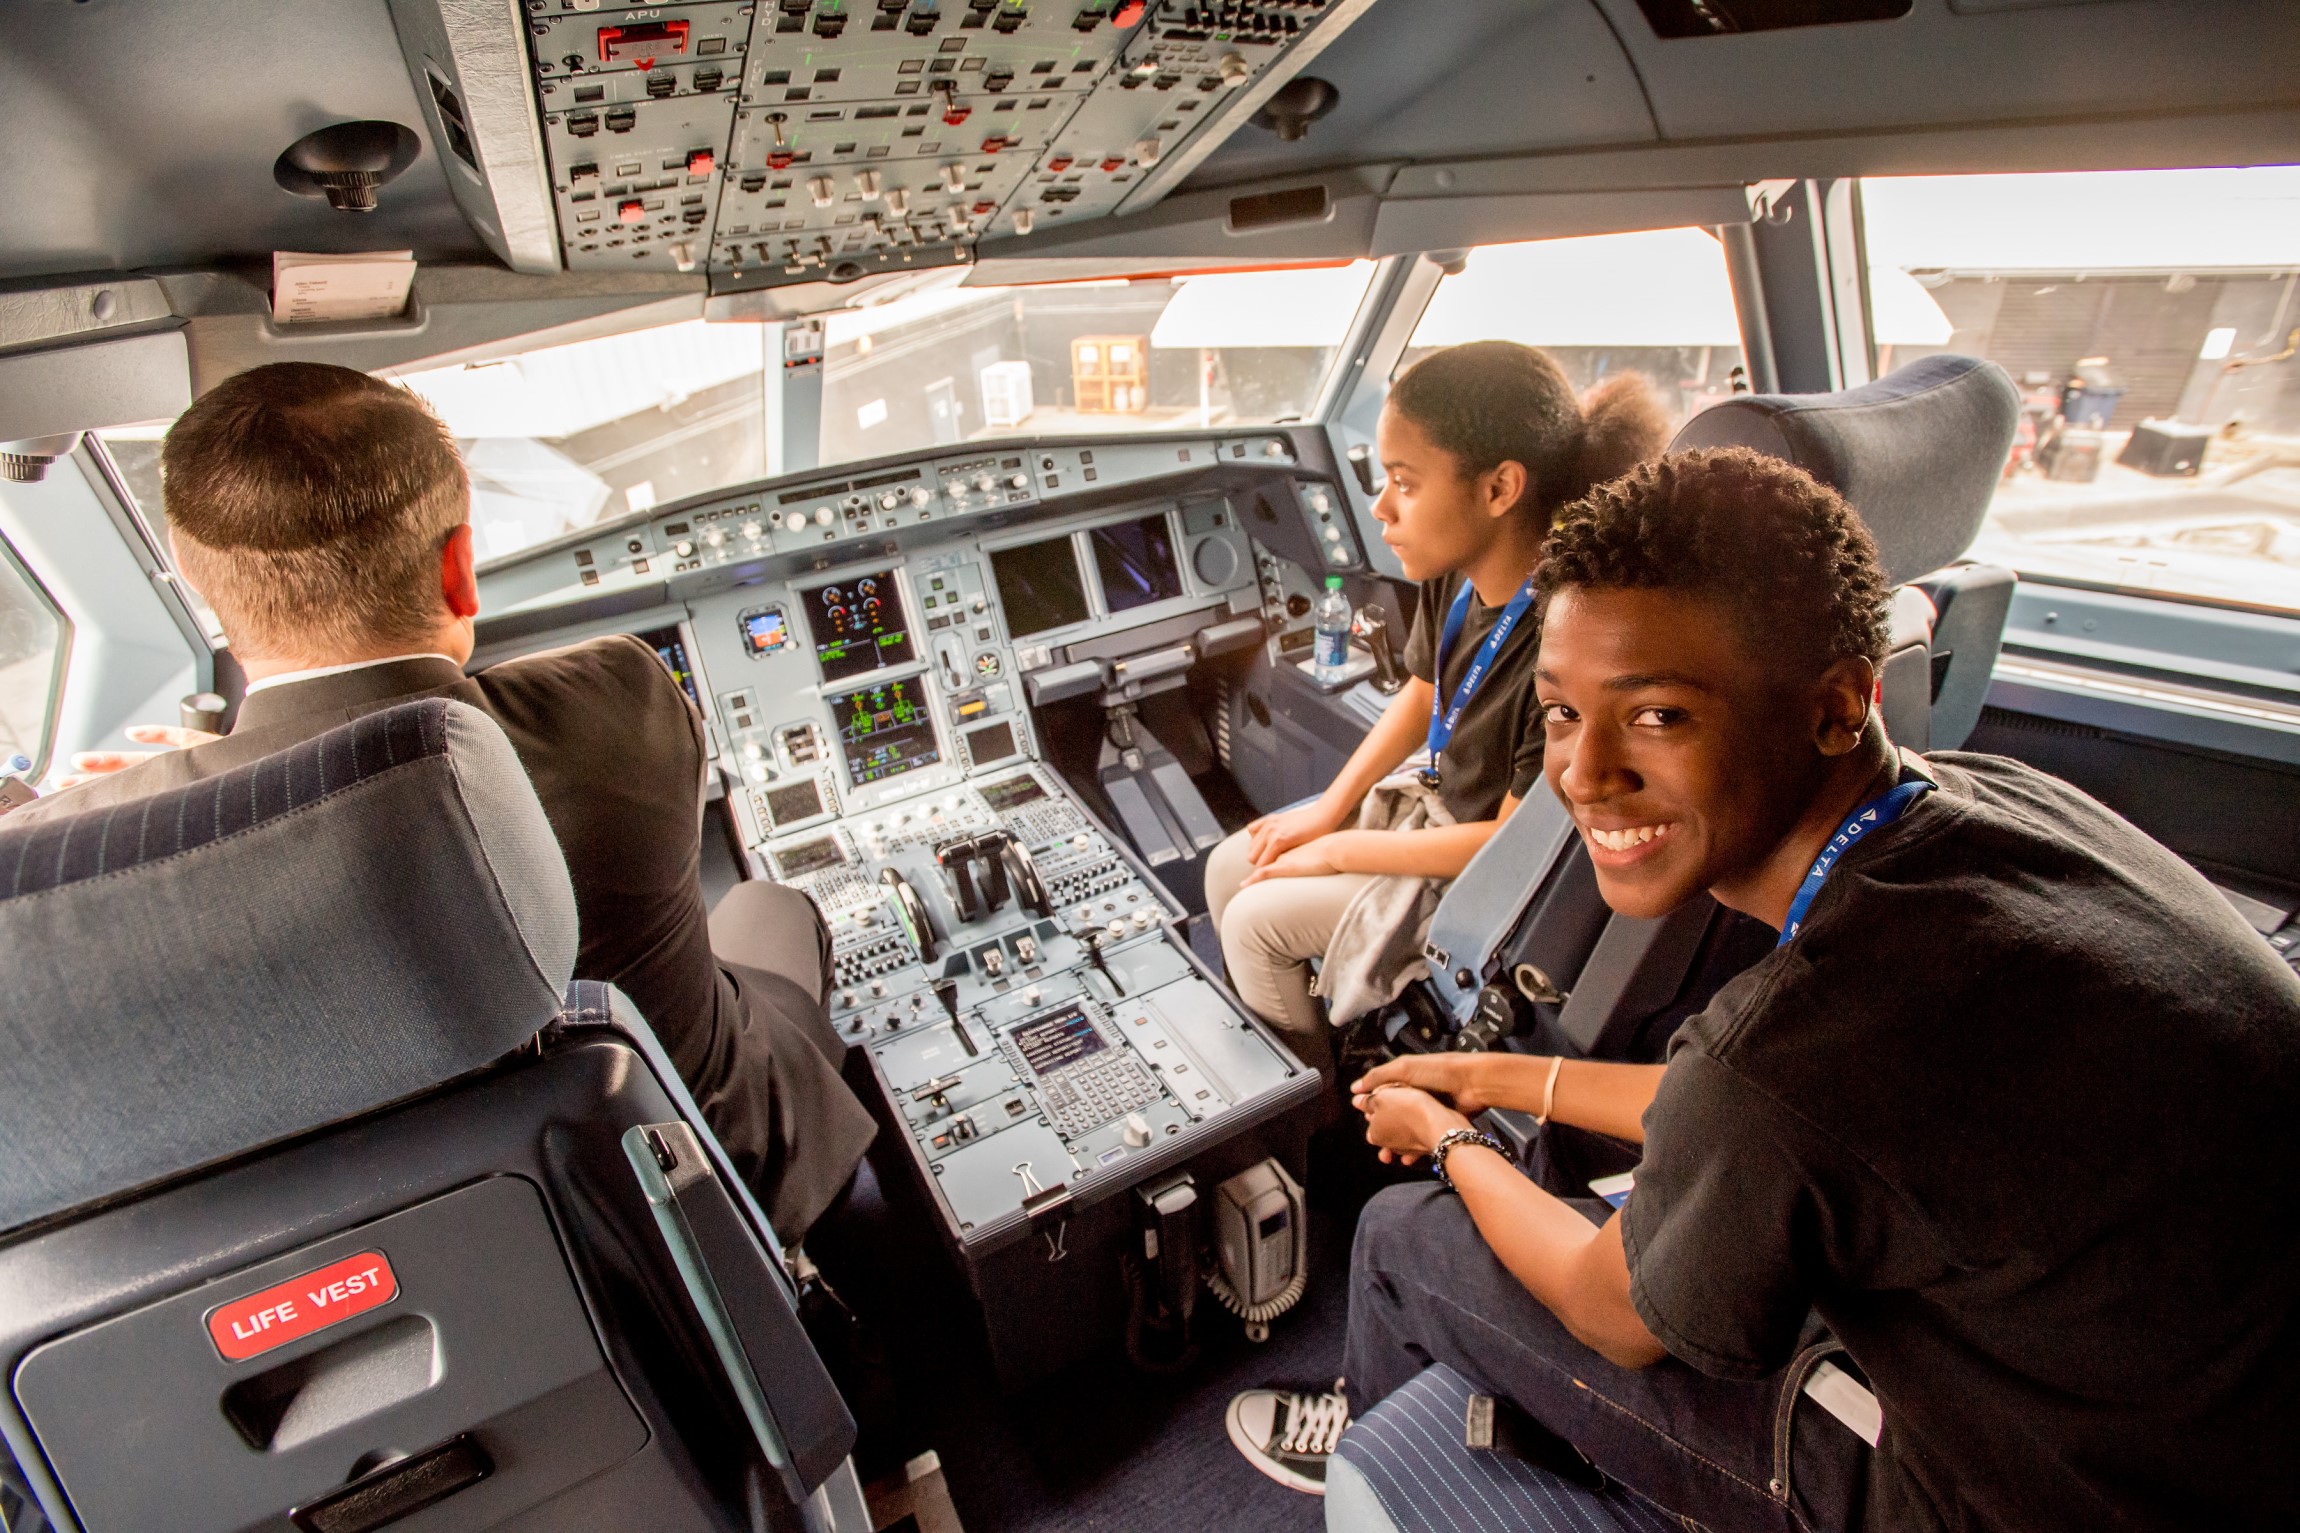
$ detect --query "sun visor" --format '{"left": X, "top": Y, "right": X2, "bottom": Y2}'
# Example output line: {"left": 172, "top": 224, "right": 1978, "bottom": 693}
{"left": 0, "top": 328, "right": 189, "bottom": 441}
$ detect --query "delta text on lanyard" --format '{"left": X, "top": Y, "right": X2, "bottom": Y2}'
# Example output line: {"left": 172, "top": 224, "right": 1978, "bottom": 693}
{"left": 1421, "top": 577, "right": 1539, "bottom": 788}
{"left": 1778, "top": 767, "right": 1935, "bottom": 946}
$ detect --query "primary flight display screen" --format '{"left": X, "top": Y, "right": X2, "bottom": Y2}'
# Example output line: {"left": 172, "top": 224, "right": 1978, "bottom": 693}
{"left": 1090, "top": 514, "right": 1184, "bottom": 614}
{"left": 830, "top": 677, "right": 942, "bottom": 787}
{"left": 636, "top": 624, "right": 702, "bottom": 708}
{"left": 803, "top": 570, "right": 914, "bottom": 682}
{"left": 989, "top": 536, "right": 1089, "bottom": 638}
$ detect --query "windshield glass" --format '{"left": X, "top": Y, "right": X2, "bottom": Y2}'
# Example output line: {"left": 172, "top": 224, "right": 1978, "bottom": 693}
{"left": 1860, "top": 167, "right": 2300, "bottom": 616}
{"left": 0, "top": 534, "right": 69, "bottom": 778}
{"left": 1402, "top": 228, "right": 1746, "bottom": 434}
{"left": 390, "top": 262, "right": 1375, "bottom": 566}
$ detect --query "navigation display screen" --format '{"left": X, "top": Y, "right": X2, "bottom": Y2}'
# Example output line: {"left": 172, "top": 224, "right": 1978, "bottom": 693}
{"left": 989, "top": 536, "right": 1089, "bottom": 638}
{"left": 802, "top": 570, "right": 914, "bottom": 682}
{"left": 978, "top": 776, "right": 1048, "bottom": 812}
{"left": 636, "top": 624, "right": 702, "bottom": 708}
{"left": 830, "top": 677, "right": 942, "bottom": 787}
{"left": 772, "top": 836, "right": 846, "bottom": 879}
{"left": 1012, "top": 1005, "right": 1106, "bottom": 1077}
{"left": 1091, "top": 514, "right": 1184, "bottom": 614}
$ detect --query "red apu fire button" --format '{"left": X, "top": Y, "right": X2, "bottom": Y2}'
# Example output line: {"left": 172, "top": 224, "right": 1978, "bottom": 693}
{"left": 205, "top": 1251, "right": 399, "bottom": 1363}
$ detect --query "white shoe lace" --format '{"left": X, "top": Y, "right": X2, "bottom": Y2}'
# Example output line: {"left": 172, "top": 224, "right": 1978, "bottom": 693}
{"left": 1278, "top": 1386, "right": 1349, "bottom": 1457}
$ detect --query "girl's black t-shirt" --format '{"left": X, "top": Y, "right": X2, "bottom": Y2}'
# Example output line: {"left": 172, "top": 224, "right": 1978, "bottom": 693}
{"left": 1400, "top": 572, "right": 1546, "bottom": 824}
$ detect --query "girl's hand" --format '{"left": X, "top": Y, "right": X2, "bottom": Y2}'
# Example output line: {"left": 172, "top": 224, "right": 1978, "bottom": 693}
{"left": 1246, "top": 801, "right": 1347, "bottom": 865}
{"left": 1240, "top": 837, "right": 1345, "bottom": 885}
{"left": 1354, "top": 1083, "right": 1473, "bottom": 1165}
{"left": 1351, "top": 1053, "right": 1494, "bottom": 1116}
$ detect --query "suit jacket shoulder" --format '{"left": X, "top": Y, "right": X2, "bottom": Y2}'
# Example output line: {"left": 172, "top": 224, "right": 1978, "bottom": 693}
{"left": 469, "top": 633, "right": 705, "bottom": 781}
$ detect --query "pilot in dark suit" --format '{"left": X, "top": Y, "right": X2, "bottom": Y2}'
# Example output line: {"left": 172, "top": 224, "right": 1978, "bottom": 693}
{"left": 23, "top": 362, "right": 874, "bottom": 1245}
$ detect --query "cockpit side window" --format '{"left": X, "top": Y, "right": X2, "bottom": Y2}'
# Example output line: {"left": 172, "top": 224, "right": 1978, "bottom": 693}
{"left": 0, "top": 533, "right": 71, "bottom": 780}
{"left": 1861, "top": 166, "right": 2300, "bottom": 618}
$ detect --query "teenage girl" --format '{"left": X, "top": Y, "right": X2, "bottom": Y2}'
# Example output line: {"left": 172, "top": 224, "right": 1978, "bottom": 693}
{"left": 1203, "top": 341, "right": 1669, "bottom": 1067}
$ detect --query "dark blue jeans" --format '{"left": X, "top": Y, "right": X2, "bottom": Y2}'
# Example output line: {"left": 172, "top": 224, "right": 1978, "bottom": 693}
{"left": 1344, "top": 1183, "right": 1867, "bottom": 1533}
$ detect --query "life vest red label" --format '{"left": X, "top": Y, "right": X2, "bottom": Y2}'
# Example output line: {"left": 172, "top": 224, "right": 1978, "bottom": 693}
{"left": 204, "top": 1251, "right": 399, "bottom": 1363}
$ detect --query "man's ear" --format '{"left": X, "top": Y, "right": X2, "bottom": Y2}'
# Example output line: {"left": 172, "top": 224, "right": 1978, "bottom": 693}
{"left": 441, "top": 525, "right": 480, "bottom": 620}
{"left": 1481, "top": 459, "right": 1529, "bottom": 523}
{"left": 1811, "top": 655, "right": 1876, "bottom": 757}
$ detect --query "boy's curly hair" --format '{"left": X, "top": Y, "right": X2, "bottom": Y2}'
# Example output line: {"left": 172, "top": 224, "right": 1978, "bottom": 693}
{"left": 1536, "top": 448, "right": 1893, "bottom": 673}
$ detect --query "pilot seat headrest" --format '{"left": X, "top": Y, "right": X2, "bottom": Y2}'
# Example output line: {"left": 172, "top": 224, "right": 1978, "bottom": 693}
{"left": 1668, "top": 354, "right": 2020, "bottom": 586}
{"left": 0, "top": 698, "right": 576, "bottom": 1234}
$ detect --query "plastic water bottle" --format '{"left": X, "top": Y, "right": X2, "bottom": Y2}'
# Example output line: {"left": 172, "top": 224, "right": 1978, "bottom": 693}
{"left": 1312, "top": 576, "right": 1353, "bottom": 686}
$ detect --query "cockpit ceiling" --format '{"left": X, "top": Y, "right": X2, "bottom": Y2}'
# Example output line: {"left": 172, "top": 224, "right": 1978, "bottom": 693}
{"left": 0, "top": 0, "right": 2295, "bottom": 291}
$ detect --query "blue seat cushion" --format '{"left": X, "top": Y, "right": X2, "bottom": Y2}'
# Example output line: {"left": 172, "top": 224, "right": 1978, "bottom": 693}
{"left": 1329, "top": 1365, "right": 1679, "bottom": 1533}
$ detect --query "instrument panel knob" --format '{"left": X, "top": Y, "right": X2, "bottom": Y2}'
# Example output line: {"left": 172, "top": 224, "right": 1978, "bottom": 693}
{"left": 909, "top": 486, "right": 933, "bottom": 508}
{"left": 879, "top": 490, "right": 901, "bottom": 510}
{"left": 705, "top": 528, "right": 726, "bottom": 547}
{"left": 1006, "top": 473, "right": 1029, "bottom": 490}
{"left": 673, "top": 540, "right": 695, "bottom": 557}
{"left": 741, "top": 520, "right": 763, "bottom": 539}
{"left": 815, "top": 506, "right": 834, "bottom": 526}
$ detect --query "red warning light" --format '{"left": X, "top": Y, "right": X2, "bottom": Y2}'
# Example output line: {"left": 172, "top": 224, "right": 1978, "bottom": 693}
{"left": 618, "top": 199, "right": 646, "bottom": 224}
{"left": 686, "top": 148, "right": 715, "bottom": 176}
{"left": 1113, "top": 0, "right": 1146, "bottom": 26}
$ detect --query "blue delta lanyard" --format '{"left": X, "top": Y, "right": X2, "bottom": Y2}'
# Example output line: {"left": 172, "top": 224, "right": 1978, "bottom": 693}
{"left": 1778, "top": 770, "right": 1935, "bottom": 946}
{"left": 1423, "top": 576, "right": 1539, "bottom": 785}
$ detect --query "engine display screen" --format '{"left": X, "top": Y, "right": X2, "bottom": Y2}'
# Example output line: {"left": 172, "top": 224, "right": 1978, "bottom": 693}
{"left": 1011, "top": 1005, "right": 1106, "bottom": 1077}
{"left": 989, "top": 536, "right": 1089, "bottom": 638}
{"left": 977, "top": 776, "right": 1048, "bottom": 813}
{"left": 830, "top": 677, "right": 941, "bottom": 787}
{"left": 802, "top": 570, "right": 914, "bottom": 682}
{"left": 963, "top": 720, "right": 1019, "bottom": 768}
{"left": 763, "top": 777, "right": 825, "bottom": 828}
{"left": 771, "top": 836, "right": 846, "bottom": 879}
{"left": 1090, "top": 514, "right": 1184, "bottom": 614}
{"left": 635, "top": 624, "right": 702, "bottom": 708}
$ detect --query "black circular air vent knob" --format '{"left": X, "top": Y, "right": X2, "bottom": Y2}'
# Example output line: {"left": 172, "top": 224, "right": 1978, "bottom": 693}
{"left": 1251, "top": 77, "right": 1340, "bottom": 143}
{"left": 274, "top": 121, "right": 422, "bottom": 213}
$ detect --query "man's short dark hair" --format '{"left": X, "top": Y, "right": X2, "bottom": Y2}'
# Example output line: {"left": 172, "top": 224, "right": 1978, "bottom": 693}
{"left": 1537, "top": 448, "right": 1893, "bottom": 673}
{"left": 161, "top": 362, "right": 468, "bottom": 655}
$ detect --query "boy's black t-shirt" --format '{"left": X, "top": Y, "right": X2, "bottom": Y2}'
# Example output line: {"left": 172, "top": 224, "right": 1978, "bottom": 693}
{"left": 1622, "top": 753, "right": 2300, "bottom": 1532}
{"left": 1400, "top": 573, "right": 1546, "bottom": 824}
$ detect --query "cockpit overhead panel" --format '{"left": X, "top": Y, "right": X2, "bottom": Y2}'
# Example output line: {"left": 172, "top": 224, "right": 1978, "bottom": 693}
{"left": 524, "top": 0, "right": 1379, "bottom": 287}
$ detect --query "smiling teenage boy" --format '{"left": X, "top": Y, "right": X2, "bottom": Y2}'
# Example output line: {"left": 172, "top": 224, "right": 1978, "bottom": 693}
{"left": 1228, "top": 450, "right": 2300, "bottom": 1530}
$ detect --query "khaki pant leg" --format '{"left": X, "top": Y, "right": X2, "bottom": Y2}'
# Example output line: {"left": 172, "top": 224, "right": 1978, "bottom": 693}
{"left": 1204, "top": 828, "right": 1255, "bottom": 931}
{"left": 1216, "top": 863, "right": 1376, "bottom": 1047}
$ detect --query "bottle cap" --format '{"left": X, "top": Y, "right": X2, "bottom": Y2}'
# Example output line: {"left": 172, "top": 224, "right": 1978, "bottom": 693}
{"left": 1324, "top": 575, "right": 1343, "bottom": 589}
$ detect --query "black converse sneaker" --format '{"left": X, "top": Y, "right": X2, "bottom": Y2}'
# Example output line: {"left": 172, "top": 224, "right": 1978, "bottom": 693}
{"left": 1225, "top": 1379, "right": 1350, "bottom": 1494}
